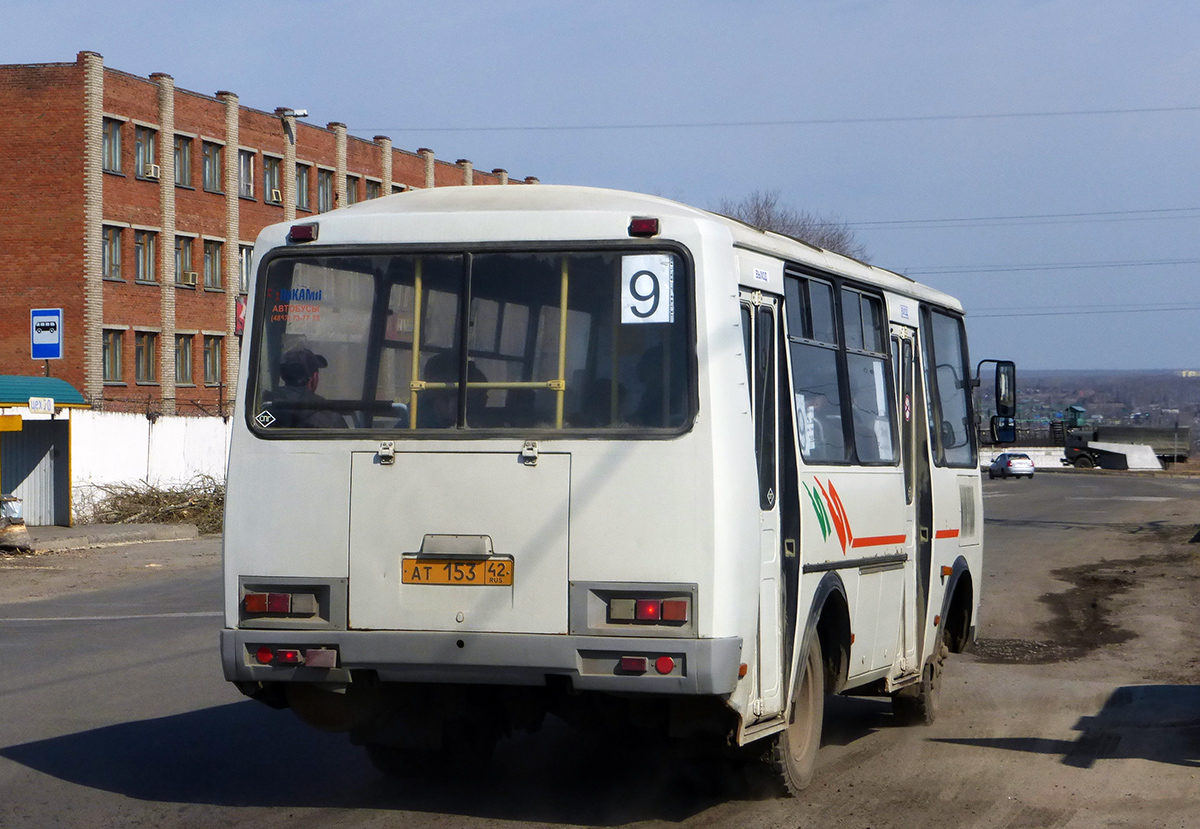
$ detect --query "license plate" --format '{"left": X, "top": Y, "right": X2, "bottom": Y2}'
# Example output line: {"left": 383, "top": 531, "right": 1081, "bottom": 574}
{"left": 401, "top": 557, "right": 513, "bottom": 586}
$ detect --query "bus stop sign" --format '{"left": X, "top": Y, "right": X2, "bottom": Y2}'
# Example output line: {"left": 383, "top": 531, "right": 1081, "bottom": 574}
{"left": 31, "top": 308, "right": 63, "bottom": 360}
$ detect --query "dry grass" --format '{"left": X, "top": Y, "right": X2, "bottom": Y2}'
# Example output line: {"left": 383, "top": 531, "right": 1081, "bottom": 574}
{"left": 86, "top": 476, "right": 224, "bottom": 535}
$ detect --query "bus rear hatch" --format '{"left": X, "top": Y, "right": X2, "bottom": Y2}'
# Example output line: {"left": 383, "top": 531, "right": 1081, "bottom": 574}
{"left": 347, "top": 450, "right": 570, "bottom": 634}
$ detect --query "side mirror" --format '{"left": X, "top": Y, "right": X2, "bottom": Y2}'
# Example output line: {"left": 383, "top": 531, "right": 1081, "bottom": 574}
{"left": 991, "top": 415, "right": 1016, "bottom": 444}
{"left": 995, "top": 361, "right": 1016, "bottom": 418}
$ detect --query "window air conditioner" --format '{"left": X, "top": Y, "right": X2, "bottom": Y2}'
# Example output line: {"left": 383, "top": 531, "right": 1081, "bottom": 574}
{"left": 271, "top": 189, "right": 283, "bottom": 203}
{"left": 180, "top": 271, "right": 198, "bottom": 286}
{"left": 144, "top": 163, "right": 161, "bottom": 179}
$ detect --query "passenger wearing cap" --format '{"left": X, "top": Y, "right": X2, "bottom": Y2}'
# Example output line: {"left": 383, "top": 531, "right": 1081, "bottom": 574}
{"left": 273, "top": 347, "right": 346, "bottom": 428}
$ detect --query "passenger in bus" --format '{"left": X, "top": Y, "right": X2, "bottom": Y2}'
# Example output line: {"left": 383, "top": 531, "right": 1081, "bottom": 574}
{"left": 274, "top": 347, "right": 347, "bottom": 429}
{"left": 419, "top": 351, "right": 489, "bottom": 428}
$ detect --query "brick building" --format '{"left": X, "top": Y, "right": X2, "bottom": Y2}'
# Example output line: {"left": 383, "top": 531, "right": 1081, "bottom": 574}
{"left": 0, "top": 51, "right": 534, "bottom": 416}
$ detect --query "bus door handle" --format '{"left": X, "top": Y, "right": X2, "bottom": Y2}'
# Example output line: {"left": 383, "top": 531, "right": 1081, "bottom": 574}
{"left": 378, "top": 441, "right": 396, "bottom": 465}
{"left": 919, "top": 527, "right": 930, "bottom": 543}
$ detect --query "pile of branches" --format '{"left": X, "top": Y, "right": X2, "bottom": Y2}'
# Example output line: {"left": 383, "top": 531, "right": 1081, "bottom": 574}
{"left": 86, "top": 475, "right": 224, "bottom": 535}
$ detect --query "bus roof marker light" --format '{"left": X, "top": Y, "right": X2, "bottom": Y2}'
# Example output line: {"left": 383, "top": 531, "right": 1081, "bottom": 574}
{"left": 628, "top": 217, "right": 659, "bottom": 237}
{"left": 288, "top": 223, "right": 319, "bottom": 243}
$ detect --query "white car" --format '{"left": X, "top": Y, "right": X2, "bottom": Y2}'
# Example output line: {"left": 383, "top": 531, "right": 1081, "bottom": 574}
{"left": 988, "top": 452, "right": 1035, "bottom": 479}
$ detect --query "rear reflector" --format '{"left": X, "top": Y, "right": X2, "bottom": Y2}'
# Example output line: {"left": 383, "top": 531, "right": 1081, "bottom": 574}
{"left": 255, "top": 646, "right": 274, "bottom": 665}
{"left": 619, "top": 656, "right": 648, "bottom": 673}
{"left": 635, "top": 599, "right": 661, "bottom": 621}
{"left": 655, "top": 656, "right": 675, "bottom": 675}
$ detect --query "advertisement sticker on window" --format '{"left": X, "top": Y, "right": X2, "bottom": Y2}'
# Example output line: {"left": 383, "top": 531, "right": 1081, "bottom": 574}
{"left": 621, "top": 254, "right": 674, "bottom": 324}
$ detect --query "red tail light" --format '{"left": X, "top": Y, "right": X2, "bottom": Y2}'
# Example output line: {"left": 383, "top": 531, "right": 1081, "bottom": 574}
{"left": 635, "top": 599, "right": 662, "bottom": 621}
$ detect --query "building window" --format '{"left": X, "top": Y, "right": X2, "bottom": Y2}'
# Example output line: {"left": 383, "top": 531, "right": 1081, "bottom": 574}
{"left": 175, "top": 335, "right": 193, "bottom": 384}
{"left": 240, "top": 245, "right": 253, "bottom": 294}
{"left": 102, "top": 330, "right": 123, "bottom": 382}
{"left": 204, "top": 336, "right": 223, "bottom": 385}
{"left": 317, "top": 169, "right": 334, "bottom": 212}
{"left": 175, "top": 236, "right": 194, "bottom": 285}
{"left": 135, "top": 126, "right": 158, "bottom": 178}
{"left": 296, "top": 163, "right": 311, "bottom": 210}
{"left": 238, "top": 150, "right": 255, "bottom": 199}
{"left": 392, "top": 184, "right": 408, "bottom": 195}
{"left": 135, "top": 332, "right": 158, "bottom": 383}
{"left": 102, "top": 226, "right": 122, "bottom": 280}
{"left": 203, "top": 240, "right": 223, "bottom": 289}
{"left": 366, "top": 180, "right": 381, "bottom": 200}
{"left": 134, "top": 230, "right": 157, "bottom": 283}
{"left": 346, "top": 175, "right": 359, "bottom": 205}
{"left": 174, "top": 136, "right": 192, "bottom": 186}
{"left": 202, "top": 142, "right": 222, "bottom": 191}
{"left": 102, "top": 119, "right": 122, "bottom": 173}
{"left": 264, "top": 157, "right": 282, "bottom": 204}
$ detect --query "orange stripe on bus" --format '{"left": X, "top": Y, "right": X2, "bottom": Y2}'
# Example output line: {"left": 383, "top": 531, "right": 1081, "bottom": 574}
{"left": 850, "top": 535, "right": 908, "bottom": 548}
{"left": 934, "top": 529, "right": 960, "bottom": 539}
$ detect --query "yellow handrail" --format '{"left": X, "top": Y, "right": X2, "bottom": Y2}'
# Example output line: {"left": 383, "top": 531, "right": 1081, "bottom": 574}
{"left": 555, "top": 257, "right": 569, "bottom": 428}
{"left": 407, "top": 259, "right": 423, "bottom": 429}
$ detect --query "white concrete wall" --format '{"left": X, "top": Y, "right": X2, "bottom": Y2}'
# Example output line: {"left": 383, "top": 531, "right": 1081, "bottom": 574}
{"left": 71, "top": 410, "right": 231, "bottom": 519}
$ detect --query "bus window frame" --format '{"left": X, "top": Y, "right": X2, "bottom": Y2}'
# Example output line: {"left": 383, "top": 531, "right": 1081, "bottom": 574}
{"left": 920, "top": 305, "right": 978, "bottom": 469}
{"left": 244, "top": 240, "right": 700, "bottom": 441}
{"left": 783, "top": 267, "right": 900, "bottom": 468}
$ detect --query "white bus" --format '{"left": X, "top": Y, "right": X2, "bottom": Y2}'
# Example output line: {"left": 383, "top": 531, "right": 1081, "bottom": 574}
{"left": 221, "top": 185, "right": 1015, "bottom": 793}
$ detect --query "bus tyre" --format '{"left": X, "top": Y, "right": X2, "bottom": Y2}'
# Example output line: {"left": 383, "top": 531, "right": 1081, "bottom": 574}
{"left": 1074, "top": 455, "right": 1095, "bottom": 469}
{"left": 766, "top": 636, "right": 825, "bottom": 796}
{"left": 892, "top": 628, "right": 948, "bottom": 726}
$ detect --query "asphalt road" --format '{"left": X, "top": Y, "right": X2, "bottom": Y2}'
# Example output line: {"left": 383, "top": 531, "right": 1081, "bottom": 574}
{"left": 2, "top": 472, "right": 1199, "bottom": 828}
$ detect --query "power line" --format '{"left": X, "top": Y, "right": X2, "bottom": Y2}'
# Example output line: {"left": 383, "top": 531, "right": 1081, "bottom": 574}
{"left": 353, "top": 104, "right": 1200, "bottom": 135}
{"left": 851, "top": 206, "right": 1200, "bottom": 229}
{"left": 907, "top": 257, "right": 1200, "bottom": 276}
{"left": 972, "top": 305, "right": 1200, "bottom": 319}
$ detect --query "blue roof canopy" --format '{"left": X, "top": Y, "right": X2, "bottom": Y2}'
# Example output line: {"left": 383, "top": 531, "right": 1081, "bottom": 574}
{"left": 0, "top": 376, "right": 87, "bottom": 406}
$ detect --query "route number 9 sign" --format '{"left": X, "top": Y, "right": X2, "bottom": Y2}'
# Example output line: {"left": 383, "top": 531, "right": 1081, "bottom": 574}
{"left": 621, "top": 254, "right": 674, "bottom": 324}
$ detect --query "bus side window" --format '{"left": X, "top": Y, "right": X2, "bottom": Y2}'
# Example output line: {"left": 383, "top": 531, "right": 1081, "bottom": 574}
{"left": 785, "top": 275, "right": 849, "bottom": 463}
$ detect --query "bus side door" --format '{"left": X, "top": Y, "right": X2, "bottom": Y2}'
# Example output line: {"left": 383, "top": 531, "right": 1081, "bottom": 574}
{"left": 742, "top": 294, "right": 785, "bottom": 719}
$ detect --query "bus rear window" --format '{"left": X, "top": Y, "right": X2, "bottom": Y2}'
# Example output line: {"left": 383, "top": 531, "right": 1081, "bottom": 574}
{"left": 249, "top": 249, "right": 693, "bottom": 434}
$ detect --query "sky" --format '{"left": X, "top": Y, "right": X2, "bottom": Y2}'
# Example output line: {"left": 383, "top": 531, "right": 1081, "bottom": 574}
{"left": 6, "top": 1, "right": 1199, "bottom": 371}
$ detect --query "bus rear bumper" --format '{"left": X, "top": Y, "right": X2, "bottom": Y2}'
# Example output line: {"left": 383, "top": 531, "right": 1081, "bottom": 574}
{"left": 221, "top": 629, "right": 743, "bottom": 696}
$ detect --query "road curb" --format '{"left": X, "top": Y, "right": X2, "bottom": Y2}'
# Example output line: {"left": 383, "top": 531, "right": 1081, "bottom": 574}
{"left": 25, "top": 523, "right": 201, "bottom": 552}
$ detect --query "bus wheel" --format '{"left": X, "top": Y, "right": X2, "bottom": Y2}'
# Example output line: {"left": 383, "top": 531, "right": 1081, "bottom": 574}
{"left": 766, "top": 636, "right": 825, "bottom": 796}
{"left": 892, "top": 628, "right": 948, "bottom": 726}
{"left": 1074, "top": 455, "right": 1095, "bottom": 469}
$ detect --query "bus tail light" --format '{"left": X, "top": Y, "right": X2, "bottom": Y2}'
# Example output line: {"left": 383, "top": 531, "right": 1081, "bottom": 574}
{"left": 635, "top": 599, "right": 661, "bottom": 621}
{"left": 605, "top": 593, "right": 690, "bottom": 626}
{"left": 243, "top": 590, "right": 318, "bottom": 618}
